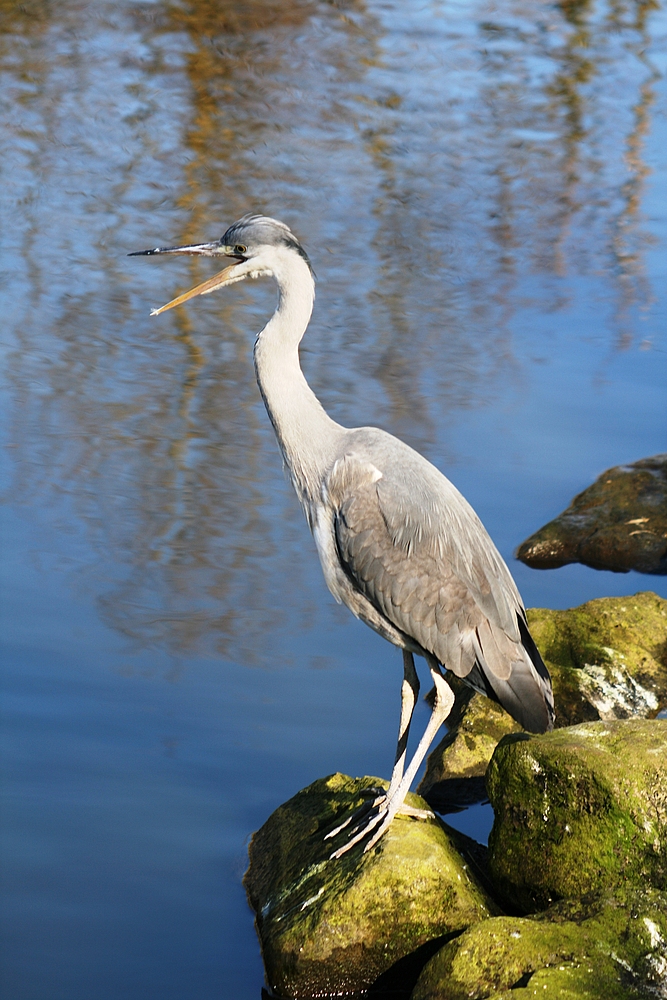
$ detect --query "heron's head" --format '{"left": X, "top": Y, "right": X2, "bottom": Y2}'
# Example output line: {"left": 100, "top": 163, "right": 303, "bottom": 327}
{"left": 129, "top": 215, "right": 313, "bottom": 316}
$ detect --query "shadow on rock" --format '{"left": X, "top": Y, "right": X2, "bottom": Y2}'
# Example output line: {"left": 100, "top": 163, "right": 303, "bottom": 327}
{"left": 420, "top": 775, "right": 489, "bottom": 814}
{"left": 261, "top": 933, "right": 460, "bottom": 1000}
{"left": 366, "top": 932, "right": 461, "bottom": 1000}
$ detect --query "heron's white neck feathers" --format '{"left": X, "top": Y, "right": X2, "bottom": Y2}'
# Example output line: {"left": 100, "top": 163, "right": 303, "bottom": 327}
{"left": 253, "top": 249, "right": 343, "bottom": 514}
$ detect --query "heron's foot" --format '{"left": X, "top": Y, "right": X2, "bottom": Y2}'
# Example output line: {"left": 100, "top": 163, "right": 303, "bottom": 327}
{"left": 329, "top": 802, "right": 386, "bottom": 858}
{"left": 360, "top": 800, "right": 435, "bottom": 853}
{"left": 328, "top": 798, "right": 435, "bottom": 859}
{"left": 324, "top": 787, "right": 385, "bottom": 841}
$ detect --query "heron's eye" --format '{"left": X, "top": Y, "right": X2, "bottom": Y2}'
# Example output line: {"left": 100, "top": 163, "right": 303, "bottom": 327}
{"left": 234, "top": 244, "right": 247, "bottom": 255}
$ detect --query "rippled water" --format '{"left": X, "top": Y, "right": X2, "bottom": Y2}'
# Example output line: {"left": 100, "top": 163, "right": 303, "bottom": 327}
{"left": 1, "top": 0, "right": 666, "bottom": 996}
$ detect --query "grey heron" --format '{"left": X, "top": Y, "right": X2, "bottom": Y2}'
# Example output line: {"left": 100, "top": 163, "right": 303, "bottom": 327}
{"left": 130, "top": 215, "right": 555, "bottom": 856}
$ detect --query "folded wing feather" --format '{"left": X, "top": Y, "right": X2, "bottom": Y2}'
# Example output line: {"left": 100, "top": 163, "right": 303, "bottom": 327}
{"left": 326, "top": 450, "right": 554, "bottom": 732}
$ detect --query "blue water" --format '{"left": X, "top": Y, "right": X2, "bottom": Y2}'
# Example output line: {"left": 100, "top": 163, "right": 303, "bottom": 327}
{"left": 1, "top": 0, "right": 666, "bottom": 996}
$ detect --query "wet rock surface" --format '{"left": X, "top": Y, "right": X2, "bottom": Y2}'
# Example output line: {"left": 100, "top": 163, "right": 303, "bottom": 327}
{"left": 244, "top": 773, "right": 496, "bottom": 999}
{"left": 516, "top": 454, "right": 667, "bottom": 574}
{"left": 419, "top": 593, "right": 667, "bottom": 807}
{"left": 486, "top": 720, "right": 667, "bottom": 913}
{"left": 412, "top": 889, "right": 667, "bottom": 1000}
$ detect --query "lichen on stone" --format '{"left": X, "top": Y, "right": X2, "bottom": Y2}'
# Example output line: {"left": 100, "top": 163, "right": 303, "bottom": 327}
{"left": 526, "top": 592, "right": 667, "bottom": 725}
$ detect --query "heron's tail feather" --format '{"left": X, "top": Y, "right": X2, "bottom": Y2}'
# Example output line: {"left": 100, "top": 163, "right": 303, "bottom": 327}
{"left": 456, "top": 613, "right": 555, "bottom": 733}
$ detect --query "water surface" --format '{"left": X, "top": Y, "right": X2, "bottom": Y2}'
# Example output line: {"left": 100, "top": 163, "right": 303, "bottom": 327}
{"left": 1, "top": 0, "right": 666, "bottom": 996}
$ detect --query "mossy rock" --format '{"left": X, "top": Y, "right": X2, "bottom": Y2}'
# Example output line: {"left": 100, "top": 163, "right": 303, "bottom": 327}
{"left": 244, "top": 773, "right": 496, "bottom": 998}
{"left": 412, "top": 888, "right": 667, "bottom": 1000}
{"left": 486, "top": 720, "right": 667, "bottom": 912}
{"left": 527, "top": 592, "right": 667, "bottom": 726}
{"left": 419, "top": 594, "right": 667, "bottom": 805}
{"left": 516, "top": 454, "right": 667, "bottom": 574}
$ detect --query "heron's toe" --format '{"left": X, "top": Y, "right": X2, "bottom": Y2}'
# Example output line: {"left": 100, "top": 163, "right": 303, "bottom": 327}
{"left": 323, "top": 792, "right": 385, "bottom": 841}
{"left": 329, "top": 806, "right": 386, "bottom": 859}
{"left": 362, "top": 812, "right": 393, "bottom": 854}
{"left": 396, "top": 803, "right": 435, "bottom": 821}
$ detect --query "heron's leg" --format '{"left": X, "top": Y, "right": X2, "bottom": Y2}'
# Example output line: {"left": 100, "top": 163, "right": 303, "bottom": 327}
{"left": 330, "top": 656, "right": 452, "bottom": 859}
{"left": 386, "top": 650, "right": 420, "bottom": 799}
{"left": 325, "top": 650, "right": 420, "bottom": 842}
{"left": 361, "top": 657, "right": 453, "bottom": 853}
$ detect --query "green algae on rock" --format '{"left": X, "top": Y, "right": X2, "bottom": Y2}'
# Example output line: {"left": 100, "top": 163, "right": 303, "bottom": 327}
{"left": 412, "top": 889, "right": 667, "bottom": 1000}
{"left": 486, "top": 720, "right": 667, "bottom": 913}
{"left": 244, "top": 773, "right": 496, "bottom": 999}
{"left": 526, "top": 593, "right": 667, "bottom": 725}
{"left": 516, "top": 454, "right": 667, "bottom": 575}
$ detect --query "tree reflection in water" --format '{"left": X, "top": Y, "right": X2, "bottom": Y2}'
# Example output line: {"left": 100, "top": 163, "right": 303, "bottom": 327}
{"left": 0, "top": 0, "right": 662, "bottom": 663}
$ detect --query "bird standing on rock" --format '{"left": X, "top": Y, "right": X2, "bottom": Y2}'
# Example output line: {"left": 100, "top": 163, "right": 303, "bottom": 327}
{"left": 131, "top": 215, "right": 555, "bottom": 856}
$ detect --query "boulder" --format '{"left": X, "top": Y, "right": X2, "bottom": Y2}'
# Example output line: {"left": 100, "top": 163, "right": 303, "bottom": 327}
{"left": 412, "top": 888, "right": 667, "bottom": 1000}
{"left": 486, "top": 720, "right": 667, "bottom": 912}
{"left": 418, "top": 594, "right": 667, "bottom": 805}
{"left": 244, "top": 773, "right": 496, "bottom": 999}
{"left": 515, "top": 454, "right": 667, "bottom": 574}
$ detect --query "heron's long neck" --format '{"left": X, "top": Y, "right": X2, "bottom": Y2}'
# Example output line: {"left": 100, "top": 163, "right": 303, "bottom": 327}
{"left": 253, "top": 257, "right": 343, "bottom": 510}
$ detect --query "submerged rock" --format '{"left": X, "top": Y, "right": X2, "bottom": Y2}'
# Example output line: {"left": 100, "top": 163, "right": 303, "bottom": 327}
{"left": 244, "top": 773, "right": 496, "bottom": 999}
{"left": 419, "top": 593, "right": 667, "bottom": 804}
{"left": 516, "top": 454, "right": 667, "bottom": 574}
{"left": 412, "top": 888, "right": 667, "bottom": 1000}
{"left": 486, "top": 720, "right": 667, "bottom": 912}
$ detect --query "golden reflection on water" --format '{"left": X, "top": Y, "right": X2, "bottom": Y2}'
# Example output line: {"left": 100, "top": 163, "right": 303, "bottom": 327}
{"left": 1, "top": 0, "right": 663, "bottom": 660}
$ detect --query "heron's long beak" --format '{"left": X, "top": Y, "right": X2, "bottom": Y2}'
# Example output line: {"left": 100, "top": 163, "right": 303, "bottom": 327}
{"left": 129, "top": 241, "right": 246, "bottom": 316}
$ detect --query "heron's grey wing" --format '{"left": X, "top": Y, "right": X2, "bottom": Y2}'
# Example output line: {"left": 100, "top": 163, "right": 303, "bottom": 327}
{"left": 328, "top": 454, "right": 553, "bottom": 733}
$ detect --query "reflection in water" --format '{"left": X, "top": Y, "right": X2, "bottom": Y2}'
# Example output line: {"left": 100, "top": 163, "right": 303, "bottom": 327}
{"left": 1, "top": 0, "right": 663, "bottom": 663}
{"left": 610, "top": 5, "right": 661, "bottom": 345}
